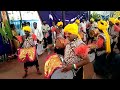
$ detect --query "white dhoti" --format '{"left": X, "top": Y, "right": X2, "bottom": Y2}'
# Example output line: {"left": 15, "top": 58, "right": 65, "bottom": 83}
{"left": 37, "top": 43, "right": 44, "bottom": 55}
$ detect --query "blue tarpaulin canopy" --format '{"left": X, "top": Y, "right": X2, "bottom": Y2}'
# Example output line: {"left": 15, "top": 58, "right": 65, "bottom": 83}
{"left": 38, "top": 11, "right": 89, "bottom": 27}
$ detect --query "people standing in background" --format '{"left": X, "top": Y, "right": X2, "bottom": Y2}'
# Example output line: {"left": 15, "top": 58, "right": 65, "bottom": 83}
{"left": 18, "top": 23, "right": 26, "bottom": 36}
{"left": 10, "top": 24, "right": 19, "bottom": 57}
{"left": 74, "top": 19, "right": 84, "bottom": 40}
{"left": 56, "top": 21, "right": 64, "bottom": 38}
{"left": 51, "top": 21, "right": 57, "bottom": 44}
{"left": 111, "top": 19, "right": 120, "bottom": 53}
{"left": 32, "top": 22, "right": 44, "bottom": 56}
{"left": 75, "top": 19, "right": 80, "bottom": 30}
{"left": 108, "top": 18, "right": 116, "bottom": 52}
{"left": 80, "top": 19, "right": 87, "bottom": 43}
{"left": 41, "top": 20, "right": 50, "bottom": 48}
{"left": 87, "top": 18, "right": 97, "bottom": 44}
{"left": 26, "top": 22, "right": 30, "bottom": 26}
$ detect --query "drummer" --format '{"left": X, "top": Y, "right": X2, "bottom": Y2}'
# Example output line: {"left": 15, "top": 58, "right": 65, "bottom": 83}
{"left": 88, "top": 20, "right": 112, "bottom": 78}
{"left": 56, "top": 21, "right": 64, "bottom": 38}
{"left": 87, "top": 18, "right": 98, "bottom": 44}
{"left": 61, "top": 23, "right": 90, "bottom": 79}
{"left": 108, "top": 18, "right": 120, "bottom": 53}
{"left": 19, "top": 26, "right": 42, "bottom": 78}
{"left": 74, "top": 19, "right": 84, "bottom": 40}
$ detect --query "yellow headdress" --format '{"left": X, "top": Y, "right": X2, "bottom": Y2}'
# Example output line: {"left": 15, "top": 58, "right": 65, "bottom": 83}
{"left": 75, "top": 19, "right": 80, "bottom": 24}
{"left": 109, "top": 17, "right": 116, "bottom": 24}
{"left": 57, "top": 21, "right": 63, "bottom": 27}
{"left": 22, "top": 26, "right": 31, "bottom": 32}
{"left": 90, "top": 18, "right": 94, "bottom": 22}
{"left": 115, "top": 19, "right": 120, "bottom": 24}
{"left": 98, "top": 20, "right": 111, "bottom": 53}
{"left": 64, "top": 23, "right": 81, "bottom": 40}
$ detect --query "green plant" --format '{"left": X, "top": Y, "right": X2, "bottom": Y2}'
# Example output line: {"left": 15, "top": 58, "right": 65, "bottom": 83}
{"left": 90, "top": 12, "right": 101, "bottom": 20}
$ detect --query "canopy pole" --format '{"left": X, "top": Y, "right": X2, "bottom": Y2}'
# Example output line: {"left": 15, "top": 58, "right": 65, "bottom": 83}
{"left": 62, "top": 11, "right": 66, "bottom": 28}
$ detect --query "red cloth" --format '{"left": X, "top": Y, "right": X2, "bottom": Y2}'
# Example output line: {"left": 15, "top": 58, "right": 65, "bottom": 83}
{"left": 32, "top": 34, "right": 37, "bottom": 40}
{"left": 16, "top": 36, "right": 22, "bottom": 43}
{"left": 96, "top": 37, "right": 104, "bottom": 48}
{"left": 114, "top": 25, "right": 120, "bottom": 32}
{"left": 51, "top": 27, "right": 56, "bottom": 32}
{"left": 74, "top": 44, "right": 90, "bottom": 57}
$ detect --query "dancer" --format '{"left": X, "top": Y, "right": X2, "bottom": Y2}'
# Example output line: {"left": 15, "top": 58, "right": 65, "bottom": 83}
{"left": 19, "top": 26, "right": 42, "bottom": 78}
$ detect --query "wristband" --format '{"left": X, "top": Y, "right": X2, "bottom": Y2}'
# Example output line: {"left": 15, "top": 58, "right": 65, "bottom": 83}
{"left": 72, "top": 64, "right": 74, "bottom": 69}
{"left": 73, "top": 64, "right": 77, "bottom": 69}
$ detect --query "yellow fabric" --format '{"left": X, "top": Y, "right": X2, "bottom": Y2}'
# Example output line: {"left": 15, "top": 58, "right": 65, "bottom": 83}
{"left": 44, "top": 54, "right": 62, "bottom": 78}
{"left": 75, "top": 19, "right": 80, "bottom": 24}
{"left": 109, "top": 18, "right": 116, "bottom": 24}
{"left": 57, "top": 21, "right": 63, "bottom": 26}
{"left": 115, "top": 19, "right": 120, "bottom": 24}
{"left": 97, "top": 20, "right": 111, "bottom": 53}
{"left": 90, "top": 18, "right": 94, "bottom": 22}
{"left": 64, "top": 23, "right": 81, "bottom": 40}
{"left": 22, "top": 26, "right": 31, "bottom": 32}
{"left": 18, "top": 47, "right": 36, "bottom": 62}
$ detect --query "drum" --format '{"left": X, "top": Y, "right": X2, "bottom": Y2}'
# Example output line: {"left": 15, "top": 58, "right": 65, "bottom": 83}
{"left": 18, "top": 47, "right": 36, "bottom": 63}
{"left": 55, "top": 37, "right": 68, "bottom": 49}
{"left": 44, "top": 53, "right": 74, "bottom": 79}
{"left": 44, "top": 54, "right": 62, "bottom": 78}
{"left": 89, "top": 29, "right": 99, "bottom": 38}
{"left": 51, "top": 68, "right": 73, "bottom": 79}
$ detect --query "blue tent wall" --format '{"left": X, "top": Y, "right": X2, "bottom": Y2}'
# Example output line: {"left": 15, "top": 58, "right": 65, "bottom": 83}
{"left": 38, "top": 11, "right": 89, "bottom": 26}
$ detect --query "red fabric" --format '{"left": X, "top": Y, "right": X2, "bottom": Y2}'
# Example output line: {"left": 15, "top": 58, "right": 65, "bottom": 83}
{"left": 96, "top": 37, "right": 104, "bottom": 48}
{"left": 17, "top": 47, "right": 36, "bottom": 63}
{"left": 32, "top": 34, "right": 37, "bottom": 40}
{"left": 74, "top": 44, "right": 90, "bottom": 57}
{"left": 16, "top": 36, "right": 22, "bottom": 43}
{"left": 114, "top": 25, "right": 120, "bottom": 32}
{"left": 51, "top": 27, "right": 56, "bottom": 32}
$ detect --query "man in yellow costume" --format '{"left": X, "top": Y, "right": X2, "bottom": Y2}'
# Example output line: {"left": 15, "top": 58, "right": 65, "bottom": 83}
{"left": 19, "top": 26, "right": 42, "bottom": 78}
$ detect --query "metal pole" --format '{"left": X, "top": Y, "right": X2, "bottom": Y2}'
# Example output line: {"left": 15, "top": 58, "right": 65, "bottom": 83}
{"left": 0, "top": 11, "right": 1, "bottom": 20}
{"left": 88, "top": 11, "right": 91, "bottom": 20}
{"left": 6, "top": 11, "right": 11, "bottom": 26}
{"left": 62, "top": 11, "right": 66, "bottom": 28}
{"left": 19, "top": 11, "right": 22, "bottom": 29}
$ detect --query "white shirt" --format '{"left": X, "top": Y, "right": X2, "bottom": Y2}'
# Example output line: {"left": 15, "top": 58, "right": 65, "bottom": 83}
{"left": 80, "top": 22, "right": 86, "bottom": 33}
{"left": 32, "top": 28, "right": 43, "bottom": 41}
{"left": 41, "top": 24, "right": 50, "bottom": 33}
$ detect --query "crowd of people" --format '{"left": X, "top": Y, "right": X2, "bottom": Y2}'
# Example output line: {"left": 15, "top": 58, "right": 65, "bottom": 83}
{"left": 9, "top": 16, "right": 120, "bottom": 79}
